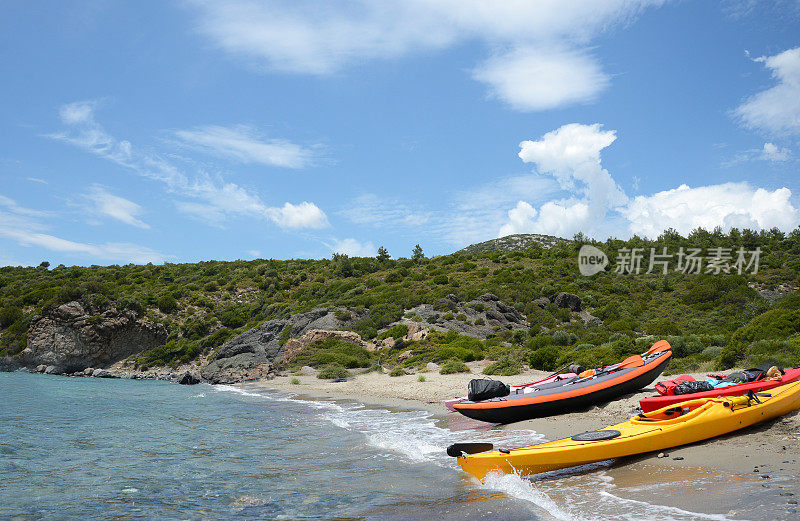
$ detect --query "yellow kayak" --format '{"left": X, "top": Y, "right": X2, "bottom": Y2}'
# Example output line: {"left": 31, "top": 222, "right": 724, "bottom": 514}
{"left": 451, "top": 379, "right": 800, "bottom": 480}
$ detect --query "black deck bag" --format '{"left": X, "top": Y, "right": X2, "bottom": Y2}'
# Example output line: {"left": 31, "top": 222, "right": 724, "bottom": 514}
{"left": 468, "top": 379, "right": 510, "bottom": 402}
{"left": 673, "top": 380, "right": 715, "bottom": 395}
{"left": 721, "top": 371, "right": 750, "bottom": 384}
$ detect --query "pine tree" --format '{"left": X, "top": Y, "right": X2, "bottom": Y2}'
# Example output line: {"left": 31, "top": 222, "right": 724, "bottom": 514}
{"left": 376, "top": 246, "right": 390, "bottom": 261}
{"left": 412, "top": 244, "right": 424, "bottom": 261}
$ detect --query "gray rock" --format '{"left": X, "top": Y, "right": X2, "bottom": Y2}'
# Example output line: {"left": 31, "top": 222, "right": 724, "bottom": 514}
{"left": 426, "top": 362, "right": 440, "bottom": 371}
{"left": 20, "top": 301, "right": 167, "bottom": 373}
{"left": 401, "top": 293, "right": 527, "bottom": 339}
{"left": 201, "top": 307, "right": 365, "bottom": 384}
{"left": 176, "top": 371, "right": 200, "bottom": 385}
{"left": 44, "top": 365, "right": 58, "bottom": 374}
{"left": 91, "top": 369, "right": 114, "bottom": 378}
{"left": 83, "top": 367, "right": 94, "bottom": 376}
{"left": 533, "top": 297, "right": 550, "bottom": 308}
{"left": 554, "top": 292, "right": 582, "bottom": 312}
{"left": 36, "top": 364, "right": 47, "bottom": 373}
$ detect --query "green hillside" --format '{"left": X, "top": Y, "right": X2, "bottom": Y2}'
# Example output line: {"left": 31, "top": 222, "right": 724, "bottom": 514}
{"left": 2, "top": 227, "right": 799, "bottom": 375}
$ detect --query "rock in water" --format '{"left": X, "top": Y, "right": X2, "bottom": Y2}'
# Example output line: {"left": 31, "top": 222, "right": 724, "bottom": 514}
{"left": 21, "top": 301, "right": 167, "bottom": 374}
{"left": 176, "top": 372, "right": 200, "bottom": 385}
{"left": 91, "top": 369, "right": 114, "bottom": 378}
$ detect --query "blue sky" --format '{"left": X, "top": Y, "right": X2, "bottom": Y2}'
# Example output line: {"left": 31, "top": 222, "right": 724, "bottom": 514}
{"left": 1, "top": 1, "right": 799, "bottom": 266}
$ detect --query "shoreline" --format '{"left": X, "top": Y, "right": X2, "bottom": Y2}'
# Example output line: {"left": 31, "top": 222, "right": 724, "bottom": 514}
{"left": 250, "top": 364, "right": 800, "bottom": 479}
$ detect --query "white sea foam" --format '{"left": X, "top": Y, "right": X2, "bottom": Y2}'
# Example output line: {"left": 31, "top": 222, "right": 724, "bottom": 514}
{"left": 215, "top": 385, "right": 737, "bottom": 521}
{"left": 213, "top": 385, "right": 263, "bottom": 397}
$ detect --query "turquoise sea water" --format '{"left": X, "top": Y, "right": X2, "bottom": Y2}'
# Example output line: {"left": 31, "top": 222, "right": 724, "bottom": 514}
{"left": 0, "top": 372, "right": 794, "bottom": 520}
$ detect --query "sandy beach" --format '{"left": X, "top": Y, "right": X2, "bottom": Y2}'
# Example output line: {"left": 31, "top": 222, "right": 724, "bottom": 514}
{"left": 253, "top": 361, "right": 800, "bottom": 478}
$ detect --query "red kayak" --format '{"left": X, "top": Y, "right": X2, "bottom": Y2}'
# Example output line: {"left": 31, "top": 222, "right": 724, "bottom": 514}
{"left": 639, "top": 367, "right": 800, "bottom": 413}
{"left": 452, "top": 341, "right": 672, "bottom": 424}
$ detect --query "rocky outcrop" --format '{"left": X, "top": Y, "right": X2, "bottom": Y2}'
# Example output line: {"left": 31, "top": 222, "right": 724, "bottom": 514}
{"left": 284, "top": 329, "right": 373, "bottom": 363}
{"left": 400, "top": 293, "right": 527, "bottom": 339}
{"left": 554, "top": 292, "right": 582, "bottom": 312}
{"left": 201, "top": 307, "right": 366, "bottom": 384}
{"left": 533, "top": 297, "right": 550, "bottom": 309}
{"left": 20, "top": 302, "right": 167, "bottom": 374}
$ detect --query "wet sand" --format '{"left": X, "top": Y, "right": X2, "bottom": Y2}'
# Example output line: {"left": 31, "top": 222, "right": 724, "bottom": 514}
{"left": 254, "top": 361, "right": 800, "bottom": 478}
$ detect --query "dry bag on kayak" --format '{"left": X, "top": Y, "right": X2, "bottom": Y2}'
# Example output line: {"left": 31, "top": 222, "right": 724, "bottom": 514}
{"left": 655, "top": 375, "right": 696, "bottom": 396}
{"left": 674, "top": 380, "right": 715, "bottom": 394}
{"left": 468, "top": 379, "right": 510, "bottom": 402}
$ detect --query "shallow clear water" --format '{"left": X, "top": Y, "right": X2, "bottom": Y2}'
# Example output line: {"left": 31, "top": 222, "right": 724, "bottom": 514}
{"left": 0, "top": 372, "right": 790, "bottom": 520}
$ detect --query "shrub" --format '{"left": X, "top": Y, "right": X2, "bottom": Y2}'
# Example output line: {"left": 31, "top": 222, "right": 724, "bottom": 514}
{"left": 291, "top": 338, "right": 375, "bottom": 369}
{"left": 443, "top": 313, "right": 454, "bottom": 321}
{"left": 378, "top": 323, "right": 408, "bottom": 340}
{"left": 433, "top": 274, "right": 449, "bottom": 285}
{"left": 552, "top": 330, "right": 578, "bottom": 347}
{"left": 389, "top": 367, "right": 406, "bottom": 377}
{"left": 439, "top": 359, "right": 470, "bottom": 374}
{"left": 526, "top": 335, "right": 555, "bottom": 350}
{"left": 474, "top": 317, "right": 485, "bottom": 325}
{"left": 529, "top": 345, "right": 559, "bottom": 371}
{"left": 279, "top": 325, "right": 293, "bottom": 345}
{"left": 456, "top": 313, "right": 467, "bottom": 322}
{"left": 417, "top": 375, "right": 426, "bottom": 382}
{"left": 157, "top": 294, "right": 178, "bottom": 314}
{"left": 482, "top": 357, "right": 521, "bottom": 376}
{"left": 290, "top": 377, "right": 300, "bottom": 385}
{"left": 317, "top": 364, "right": 349, "bottom": 379}
{"left": 0, "top": 306, "right": 23, "bottom": 328}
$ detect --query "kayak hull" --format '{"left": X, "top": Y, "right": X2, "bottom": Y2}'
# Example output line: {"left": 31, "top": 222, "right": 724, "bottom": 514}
{"left": 452, "top": 351, "right": 671, "bottom": 424}
{"left": 639, "top": 367, "right": 800, "bottom": 412}
{"left": 457, "top": 379, "right": 800, "bottom": 480}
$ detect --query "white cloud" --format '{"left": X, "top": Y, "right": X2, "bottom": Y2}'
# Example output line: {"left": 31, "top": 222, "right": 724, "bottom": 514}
{"left": 626, "top": 183, "right": 800, "bottom": 237}
{"left": 329, "top": 237, "right": 376, "bottom": 257}
{"left": 0, "top": 194, "right": 166, "bottom": 264}
{"left": 473, "top": 47, "right": 610, "bottom": 111}
{"left": 266, "top": 201, "right": 329, "bottom": 229}
{"left": 50, "top": 102, "right": 330, "bottom": 230}
{"left": 26, "top": 177, "right": 48, "bottom": 185}
{"left": 173, "top": 125, "right": 318, "bottom": 168}
{"left": 761, "top": 142, "right": 791, "bottom": 161}
{"left": 500, "top": 123, "right": 627, "bottom": 237}
{"left": 498, "top": 124, "right": 800, "bottom": 240}
{"left": 84, "top": 185, "right": 149, "bottom": 228}
{"left": 734, "top": 47, "right": 800, "bottom": 135}
{"left": 186, "top": 0, "right": 669, "bottom": 111}
{"left": 498, "top": 201, "right": 538, "bottom": 237}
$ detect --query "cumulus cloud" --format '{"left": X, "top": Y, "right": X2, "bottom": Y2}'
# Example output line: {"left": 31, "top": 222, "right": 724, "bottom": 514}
{"left": 473, "top": 47, "right": 609, "bottom": 111}
{"left": 50, "top": 102, "right": 330, "bottom": 230}
{"left": 266, "top": 201, "right": 329, "bottom": 229}
{"left": 501, "top": 123, "right": 626, "bottom": 237}
{"left": 0, "top": 194, "right": 166, "bottom": 264}
{"left": 186, "top": 0, "right": 669, "bottom": 111}
{"left": 330, "top": 237, "right": 376, "bottom": 257}
{"left": 761, "top": 142, "right": 791, "bottom": 161}
{"left": 84, "top": 185, "right": 149, "bottom": 228}
{"left": 625, "top": 183, "right": 800, "bottom": 237}
{"left": 499, "top": 123, "right": 800, "bottom": 240}
{"left": 173, "top": 125, "right": 319, "bottom": 168}
{"left": 735, "top": 47, "right": 800, "bottom": 135}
